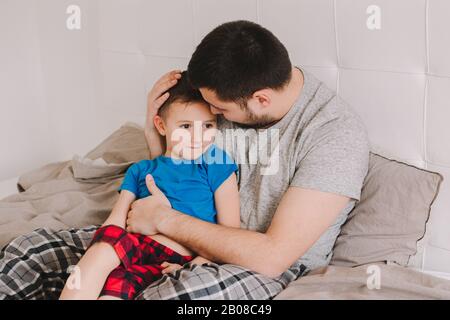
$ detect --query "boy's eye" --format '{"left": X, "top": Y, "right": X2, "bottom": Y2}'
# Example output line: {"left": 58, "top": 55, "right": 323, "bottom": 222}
{"left": 180, "top": 124, "right": 191, "bottom": 129}
{"left": 204, "top": 123, "right": 215, "bottom": 129}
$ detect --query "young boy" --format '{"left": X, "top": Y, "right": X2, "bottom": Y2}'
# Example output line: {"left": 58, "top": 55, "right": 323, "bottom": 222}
{"left": 60, "top": 72, "right": 240, "bottom": 300}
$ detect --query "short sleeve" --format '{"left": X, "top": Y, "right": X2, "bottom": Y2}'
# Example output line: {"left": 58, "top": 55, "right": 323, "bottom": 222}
{"left": 118, "top": 162, "right": 141, "bottom": 196}
{"left": 204, "top": 145, "right": 239, "bottom": 193}
{"left": 291, "top": 122, "right": 370, "bottom": 201}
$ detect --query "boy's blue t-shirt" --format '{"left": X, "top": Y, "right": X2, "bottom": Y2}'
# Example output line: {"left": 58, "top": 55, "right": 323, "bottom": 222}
{"left": 119, "top": 144, "right": 238, "bottom": 224}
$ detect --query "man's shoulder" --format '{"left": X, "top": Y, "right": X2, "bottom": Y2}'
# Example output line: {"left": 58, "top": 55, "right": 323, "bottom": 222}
{"left": 300, "top": 79, "right": 368, "bottom": 144}
{"left": 288, "top": 69, "right": 366, "bottom": 135}
{"left": 300, "top": 92, "right": 370, "bottom": 167}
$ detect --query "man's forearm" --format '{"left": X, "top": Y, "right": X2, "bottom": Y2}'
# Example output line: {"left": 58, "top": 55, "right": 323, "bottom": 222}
{"left": 156, "top": 206, "right": 282, "bottom": 277}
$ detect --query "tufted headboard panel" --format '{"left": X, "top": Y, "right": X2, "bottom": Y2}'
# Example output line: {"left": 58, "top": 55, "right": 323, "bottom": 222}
{"left": 95, "top": 0, "right": 450, "bottom": 274}
{"left": 1, "top": 0, "right": 449, "bottom": 274}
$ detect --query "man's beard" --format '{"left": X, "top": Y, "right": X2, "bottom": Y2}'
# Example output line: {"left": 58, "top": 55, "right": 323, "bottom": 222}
{"left": 239, "top": 105, "right": 279, "bottom": 129}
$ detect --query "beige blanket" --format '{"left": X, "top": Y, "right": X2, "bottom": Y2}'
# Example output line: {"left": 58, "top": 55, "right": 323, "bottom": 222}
{"left": 0, "top": 122, "right": 149, "bottom": 249}
{"left": 1, "top": 122, "right": 449, "bottom": 299}
{"left": 275, "top": 263, "right": 450, "bottom": 300}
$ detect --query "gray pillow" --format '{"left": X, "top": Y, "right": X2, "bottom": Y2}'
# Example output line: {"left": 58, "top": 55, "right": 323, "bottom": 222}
{"left": 330, "top": 152, "right": 443, "bottom": 267}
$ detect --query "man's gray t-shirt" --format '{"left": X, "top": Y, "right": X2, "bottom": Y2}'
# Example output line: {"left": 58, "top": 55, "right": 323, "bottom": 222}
{"left": 216, "top": 67, "right": 370, "bottom": 272}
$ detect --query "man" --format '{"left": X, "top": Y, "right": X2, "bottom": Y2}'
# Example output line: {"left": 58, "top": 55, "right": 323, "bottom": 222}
{"left": 0, "top": 21, "right": 369, "bottom": 300}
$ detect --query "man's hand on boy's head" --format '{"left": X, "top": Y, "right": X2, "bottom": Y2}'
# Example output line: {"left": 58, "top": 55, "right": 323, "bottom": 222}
{"left": 145, "top": 70, "right": 181, "bottom": 158}
{"left": 126, "top": 174, "right": 171, "bottom": 235}
{"left": 146, "top": 70, "right": 182, "bottom": 130}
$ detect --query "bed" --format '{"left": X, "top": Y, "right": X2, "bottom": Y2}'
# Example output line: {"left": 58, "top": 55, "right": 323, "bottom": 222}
{"left": 1, "top": 122, "right": 450, "bottom": 300}
{"left": 2, "top": 0, "right": 450, "bottom": 299}
{"left": 0, "top": 177, "right": 18, "bottom": 201}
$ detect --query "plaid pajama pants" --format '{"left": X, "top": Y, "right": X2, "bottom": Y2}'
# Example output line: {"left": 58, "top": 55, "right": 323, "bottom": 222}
{"left": 0, "top": 226, "right": 308, "bottom": 300}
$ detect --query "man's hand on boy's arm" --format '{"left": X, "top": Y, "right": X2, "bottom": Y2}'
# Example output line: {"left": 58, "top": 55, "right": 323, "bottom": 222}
{"left": 126, "top": 174, "right": 170, "bottom": 234}
{"left": 127, "top": 183, "right": 350, "bottom": 278}
{"left": 145, "top": 70, "right": 181, "bottom": 158}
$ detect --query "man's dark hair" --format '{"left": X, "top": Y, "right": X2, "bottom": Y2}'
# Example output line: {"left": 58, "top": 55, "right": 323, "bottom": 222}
{"left": 158, "top": 71, "right": 205, "bottom": 118}
{"left": 187, "top": 20, "right": 292, "bottom": 103}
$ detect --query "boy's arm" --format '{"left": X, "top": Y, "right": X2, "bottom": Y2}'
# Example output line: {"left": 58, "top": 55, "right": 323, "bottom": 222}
{"left": 214, "top": 173, "right": 240, "bottom": 228}
{"left": 102, "top": 190, "right": 136, "bottom": 229}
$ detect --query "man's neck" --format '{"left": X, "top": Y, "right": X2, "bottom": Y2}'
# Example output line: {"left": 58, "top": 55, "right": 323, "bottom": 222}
{"left": 257, "top": 67, "right": 304, "bottom": 129}
{"left": 277, "top": 67, "right": 304, "bottom": 120}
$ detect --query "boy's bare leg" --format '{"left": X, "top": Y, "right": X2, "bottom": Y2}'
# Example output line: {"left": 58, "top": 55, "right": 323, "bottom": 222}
{"left": 98, "top": 295, "right": 123, "bottom": 300}
{"left": 59, "top": 242, "right": 120, "bottom": 300}
{"left": 59, "top": 190, "right": 135, "bottom": 299}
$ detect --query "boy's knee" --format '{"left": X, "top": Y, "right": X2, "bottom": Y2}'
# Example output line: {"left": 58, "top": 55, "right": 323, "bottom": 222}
{"left": 89, "top": 225, "right": 141, "bottom": 268}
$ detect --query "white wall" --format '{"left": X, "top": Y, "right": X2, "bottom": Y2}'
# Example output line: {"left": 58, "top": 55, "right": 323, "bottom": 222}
{"left": 0, "top": 0, "right": 108, "bottom": 181}
{"left": 0, "top": 0, "right": 51, "bottom": 180}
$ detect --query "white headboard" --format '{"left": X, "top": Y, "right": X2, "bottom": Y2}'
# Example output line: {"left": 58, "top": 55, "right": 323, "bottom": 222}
{"left": 1, "top": 0, "right": 449, "bottom": 274}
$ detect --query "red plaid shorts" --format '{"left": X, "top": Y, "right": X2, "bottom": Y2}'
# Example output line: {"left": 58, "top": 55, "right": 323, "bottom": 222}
{"left": 89, "top": 225, "right": 193, "bottom": 300}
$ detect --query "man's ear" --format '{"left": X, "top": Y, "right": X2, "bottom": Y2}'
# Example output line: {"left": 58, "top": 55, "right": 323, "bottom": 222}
{"left": 252, "top": 89, "right": 271, "bottom": 108}
{"left": 153, "top": 115, "right": 166, "bottom": 136}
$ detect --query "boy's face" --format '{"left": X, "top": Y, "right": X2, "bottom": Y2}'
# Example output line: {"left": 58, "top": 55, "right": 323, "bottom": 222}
{"left": 155, "top": 101, "right": 218, "bottom": 160}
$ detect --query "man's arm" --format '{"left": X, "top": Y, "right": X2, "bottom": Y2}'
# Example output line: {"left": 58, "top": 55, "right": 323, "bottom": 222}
{"left": 144, "top": 127, "right": 165, "bottom": 160}
{"left": 145, "top": 70, "right": 181, "bottom": 158}
{"left": 160, "top": 172, "right": 240, "bottom": 275}
{"left": 154, "top": 187, "right": 350, "bottom": 278}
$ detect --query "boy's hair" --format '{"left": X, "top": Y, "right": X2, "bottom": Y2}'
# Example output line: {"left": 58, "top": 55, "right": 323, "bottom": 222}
{"left": 187, "top": 20, "right": 292, "bottom": 104}
{"left": 158, "top": 71, "right": 206, "bottom": 118}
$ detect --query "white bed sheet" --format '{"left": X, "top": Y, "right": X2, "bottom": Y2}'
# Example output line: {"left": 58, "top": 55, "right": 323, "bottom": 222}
{"left": 410, "top": 268, "right": 450, "bottom": 281}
